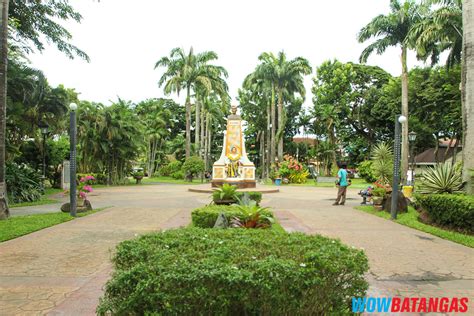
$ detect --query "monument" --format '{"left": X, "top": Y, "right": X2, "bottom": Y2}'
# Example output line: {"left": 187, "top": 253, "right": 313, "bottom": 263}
{"left": 212, "top": 105, "right": 256, "bottom": 188}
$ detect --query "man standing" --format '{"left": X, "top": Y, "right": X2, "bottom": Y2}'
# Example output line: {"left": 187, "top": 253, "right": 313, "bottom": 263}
{"left": 333, "top": 164, "right": 349, "bottom": 206}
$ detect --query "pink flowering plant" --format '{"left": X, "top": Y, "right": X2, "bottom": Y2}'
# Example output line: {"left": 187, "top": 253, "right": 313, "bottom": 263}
{"left": 78, "top": 175, "right": 95, "bottom": 200}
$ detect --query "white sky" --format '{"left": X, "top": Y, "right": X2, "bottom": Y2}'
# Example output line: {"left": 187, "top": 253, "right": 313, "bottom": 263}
{"left": 28, "top": 0, "right": 428, "bottom": 108}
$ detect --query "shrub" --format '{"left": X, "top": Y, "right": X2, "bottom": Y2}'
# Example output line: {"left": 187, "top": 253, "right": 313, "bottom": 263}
{"left": 77, "top": 173, "right": 107, "bottom": 185}
{"left": 371, "top": 187, "right": 386, "bottom": 197}
{"left": 358, "top": 160, "right": 377, "bottom": 183}
{"left": 171, "top": 170, "right": 184, "bottom": 180}
{"left": 6, "top": 162, "right": 42, "bottom": 203}
{"left": 418, "top": 163, "right": 463, "bottom": 194}
{"left": 182, "top": 156, "right": 204, "bottom": 181}
{"left": 277, "top": 155, "right": 308, "bottom": 184}
{"left": 229, "top": 204, "right": 274, "bottom": 228}
{"left": 192, "top": 205, "right": 273, "bottom": 228}
{"left": 97, "top": 228, "right": 369, "bottom": 315}
{"left": 159, "top": 161, "right": 182, "bottom": 177}
{"left": 235, "top": 191, "right": 263, "bottom": 205}
{"left": 416, "top": 194, "right": 474, "bottom": 233}
{"left": 371, "top": 142, "right": 393, "bottom": 185}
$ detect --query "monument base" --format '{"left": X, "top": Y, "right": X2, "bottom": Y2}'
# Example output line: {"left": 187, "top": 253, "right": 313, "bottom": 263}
{"left": 211, "top": 180, "right": 256, "bottom": 189}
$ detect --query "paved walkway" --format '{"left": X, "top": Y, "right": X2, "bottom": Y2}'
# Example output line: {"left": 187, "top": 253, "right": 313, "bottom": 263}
{"left": 0, "top": 184, "right": 473, "bottom": 315}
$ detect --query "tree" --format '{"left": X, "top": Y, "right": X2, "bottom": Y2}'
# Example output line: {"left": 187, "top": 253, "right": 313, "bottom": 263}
{"left": 462, "top": 0, "right": 474, "bottom": 194}
{"left": 256, "top": 52, "right": 311, "bottom": 161}
{"left": 0, "top": 0, "right": 9, "bottom": 219}
{"left": 155, "top": 47, "right": 229, "bottom": 158}
{"left": 1, "top": 0, "right": 88, "bottom": 219}
{"left": 411, "top": 0, "right": 462, "bottom": 68}
{"left": 358, "top": 0, "right": 423, "bottom": 182}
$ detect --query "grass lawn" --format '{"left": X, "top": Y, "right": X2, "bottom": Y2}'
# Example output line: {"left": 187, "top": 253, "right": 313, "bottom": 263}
{"left": 0, "top": 207, "right": 110, "bottom": 242}
{"left": 10, "top": 188, "right": 64, "bottom": 208}
{"left": 356, "top": 205, "right": 474, "bottom": 248}
{"left": 93, "top": 176, "right": 202, "bottom": 188}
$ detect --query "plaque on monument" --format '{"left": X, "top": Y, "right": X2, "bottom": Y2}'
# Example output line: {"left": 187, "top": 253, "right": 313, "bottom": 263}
{"left": 211, "top": 105, "right": 256, "bottom": 188}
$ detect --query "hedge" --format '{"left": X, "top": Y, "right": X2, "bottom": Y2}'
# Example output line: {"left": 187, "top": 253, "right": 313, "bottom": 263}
{"left": 416, "top": 194, "right": 474, "bottom": 233}
{"left": 97, "top": 228, "right": 369, "bottom": 315}
{"left": 235, "top": 191, "right": 263, "bottom": 204}
{"left": 191, "top": 205, "right": 273, "bottom": 228}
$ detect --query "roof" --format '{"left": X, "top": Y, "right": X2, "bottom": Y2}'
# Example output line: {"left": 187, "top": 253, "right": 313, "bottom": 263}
{"left": 438, "top": 139, "right": 462, "bottom": 148}
{"left": 415, "top": 147, "right": 462, "bottom": 164}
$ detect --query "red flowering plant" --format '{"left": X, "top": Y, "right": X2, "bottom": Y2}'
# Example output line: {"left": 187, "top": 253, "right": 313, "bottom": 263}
{"left": 78, "top": 175, "right": 95, "bottom": 200}
{"left": 278, "top": 155, "right": 309, "bottom": 184}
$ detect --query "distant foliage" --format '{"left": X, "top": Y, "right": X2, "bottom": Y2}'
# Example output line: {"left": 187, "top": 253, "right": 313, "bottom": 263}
{"left": 6, "top": 163, "right": 42, "bottom": 203}
{"left": 419, "top": 163, "right": 463, "bottom": 194}
{"left": 358, "top": 160, "right": 377, "bottom": 183}
{"left": 159, "top": 161, "right": 182, "bottom": 177}
{"left": 182, "top": 156, "right": 205, "bottom": 181}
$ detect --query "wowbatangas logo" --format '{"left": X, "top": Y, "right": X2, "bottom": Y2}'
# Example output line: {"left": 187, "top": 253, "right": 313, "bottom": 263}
{"left": 352, "top": 297, "right": 469, "bottom": 313}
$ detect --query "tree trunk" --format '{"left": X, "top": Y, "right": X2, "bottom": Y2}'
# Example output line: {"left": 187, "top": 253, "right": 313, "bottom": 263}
{"left": 0, "top": 0, "right": 10, "bottom": 219}
{"left": 204, "top": 113, "right": 210, "bottom": 170}
{"left": 400, "top": 46, "right": 409, "bottom": 183}
{"left": 462, "top": 0, "right": 474, "bottom": 194}
{"left": 195, "top": 98, "right": 200, "bottom": 155}
{"left": 207, "top": 116, "right": 212, "bottom": 170}
{"left": 277, "top": 89, "right": 284, "bottom": 161}
{"left": 452, "top": 137, "right": 459, "bottom": 165}
{"left": 260, "top": 130, "right": 265, "bottom": 179}
{"left": 434, "top": 133, "right": 440, "bottom": 164}
{"left": 185, "top": 87, "right": 191, "bottom": 158}
{"left": 200, "top": 107, "right": 205, "bottom": 158}
{"left": 270, "top": 84, "right": 276, "bottom": 165}
{"left": 266, "top": 102, "right": 271, "bottom": 179}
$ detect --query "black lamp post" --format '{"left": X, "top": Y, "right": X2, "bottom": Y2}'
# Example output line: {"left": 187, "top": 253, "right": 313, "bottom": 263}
{"left": 38, "top": 121, "right": 49, "bottom": 192}
{"left": 69, "top": 103, "right": 78, "bottom": 217}
{"left": 391, "top": 114, "right": 407, "bottom": 220}
{"left": 408, "top": 131, "right": 417, "bottom": 187}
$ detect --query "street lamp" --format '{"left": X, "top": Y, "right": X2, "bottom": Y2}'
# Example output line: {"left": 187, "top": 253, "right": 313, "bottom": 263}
{"left": 38, "top": 121, "right": 49, "bottom": 193}
{"left": 408, "top": 131, "right": 417, "bottom": 186}
{"left": 390, "top": 115, "right": 407, "bottom": 220}
{"left": 69, "top": 103, "right": 78, "bottom": 217}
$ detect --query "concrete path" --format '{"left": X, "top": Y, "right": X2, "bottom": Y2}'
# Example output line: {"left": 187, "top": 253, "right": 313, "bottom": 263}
{"left": 0, "top": 185, "right": 207, "bottom": 315}
{"left": 263, "top": 186, "right": 474, "bottom": 310}
{"left": 1, "top": 184, "right": 473, "bottom": 315}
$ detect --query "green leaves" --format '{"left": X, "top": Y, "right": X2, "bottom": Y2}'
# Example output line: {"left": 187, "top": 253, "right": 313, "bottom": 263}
{"left": 371, "top": 142, "right": 394, "bottom": 185}
{"left": 419, "top": 163, "right": 463, "bottom": 194}
{"left": 98, "top": 228, "right": 369, "bottom": 315}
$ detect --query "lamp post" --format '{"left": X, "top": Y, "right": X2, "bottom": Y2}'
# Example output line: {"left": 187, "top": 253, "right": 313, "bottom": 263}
{"left": 391, "top": 115, "right": 407, "bottom": 220}
{"left": 69, "top": 103, "right": 77, "bottom": 217}
{"left": 38, "top": 121, "right": 49, "bottom": 193}
{"left": 408, "top": 131, "right": 417, "bottom": 187}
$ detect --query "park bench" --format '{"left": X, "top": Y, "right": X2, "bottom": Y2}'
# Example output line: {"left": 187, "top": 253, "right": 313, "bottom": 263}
{"left": 308, "top": 166, "right": 337, "bottom": 184}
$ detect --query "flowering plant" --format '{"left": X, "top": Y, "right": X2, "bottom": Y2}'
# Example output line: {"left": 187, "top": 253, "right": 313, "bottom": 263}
{"left": 78, "top": 175, "right": 95, "bottom": 199}
{"left": 278, "top": 155, "right": 309, "bottom": 184}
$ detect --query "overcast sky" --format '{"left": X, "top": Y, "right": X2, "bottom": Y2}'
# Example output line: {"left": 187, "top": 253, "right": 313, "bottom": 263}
{"left": 28, "top": 0, "right": 427, "bottom": 108}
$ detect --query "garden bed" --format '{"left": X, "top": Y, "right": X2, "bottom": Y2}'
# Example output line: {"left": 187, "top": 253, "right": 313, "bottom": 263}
{"left": 97, "top": 228, "right": 369, "bottom": 315}
{"left": 191, "top": 204, "right": 273, "bottom": 228}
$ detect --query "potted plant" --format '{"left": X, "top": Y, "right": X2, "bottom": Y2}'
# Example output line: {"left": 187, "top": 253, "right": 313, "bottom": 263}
{"left": 212, "top": 184, "right": 238, "bottom": 205}
{"left": 132, "top": 171, "right": 144, "bottom": 184}
{"left": 371, "top": 187, "right": 386, "bottom": 210}
{"left": 274, "top": 173, "right": 282, "bottom": 186}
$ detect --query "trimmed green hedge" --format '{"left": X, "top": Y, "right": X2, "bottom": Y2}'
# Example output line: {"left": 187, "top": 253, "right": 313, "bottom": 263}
{"left": 416, "top": 194, "right": 474, "bottom": 233}
{"left": 192, "top": 205, "right": 273, "bottom": 228}
{"left": 97, "top": 228, "right": 369, "bottom": 315}
{"left": 236, "top": 191, "right": 263, "bottom": 204}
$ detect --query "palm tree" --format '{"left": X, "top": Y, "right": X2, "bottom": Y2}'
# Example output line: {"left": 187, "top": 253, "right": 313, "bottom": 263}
{"left": 358, "top": 0, "right": 423, "bottom": 183}
{"left": 410, "top": 0, "right": 462, "bottom": 67}
{"left": 0, "top": 0, "right": 9, "bottom": 219}
{"left": 155, "top": 47, "right": 228, "bottom": 158}
{"left": 462, "top": 0, "right": 474, "bottom": 194}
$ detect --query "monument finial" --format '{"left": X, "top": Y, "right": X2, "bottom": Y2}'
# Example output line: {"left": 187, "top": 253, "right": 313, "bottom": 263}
{"left": 231, "top": 105, "right": 237, "bottom": 115}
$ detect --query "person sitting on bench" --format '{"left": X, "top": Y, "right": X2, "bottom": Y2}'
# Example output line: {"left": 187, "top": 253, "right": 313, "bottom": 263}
{"left": 358, "top": 186, "right": 373, "bottom": 205}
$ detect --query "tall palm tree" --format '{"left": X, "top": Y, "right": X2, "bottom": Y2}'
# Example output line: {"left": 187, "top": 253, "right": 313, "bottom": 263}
{"left": 155, "top": 47, "right": 228, "bottom": 158}
{"left": 0, "top": 0, "right": 9, "bottom": 219}
{"left": 411, "top": 0, "right": 462, "bottom": 67}
{"left": 462, "top": 0, "right": 473, "bottom": 194}
{"left": 358, "top": 0, "right": 423, "bottom": 182}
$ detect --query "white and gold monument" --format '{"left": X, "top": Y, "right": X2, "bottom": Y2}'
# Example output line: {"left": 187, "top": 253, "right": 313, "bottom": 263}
{"left": 212, "top": 105, "right": 256, "bottom": 188}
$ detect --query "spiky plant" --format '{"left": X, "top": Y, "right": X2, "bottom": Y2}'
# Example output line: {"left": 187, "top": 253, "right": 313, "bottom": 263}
{"left": 371, "top": 142, "right": 394, "bottom": 185}
{"left": 418, "top": 163, "right": 463, "bottom": 194}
